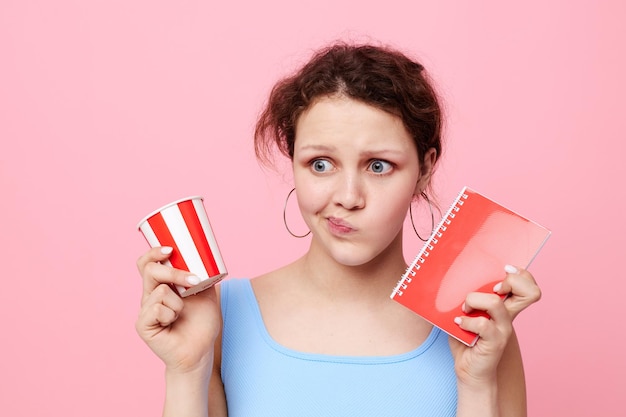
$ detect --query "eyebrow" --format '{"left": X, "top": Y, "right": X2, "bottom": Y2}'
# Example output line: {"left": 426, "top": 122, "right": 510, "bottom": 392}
{"left": 297, "top": 144, "right": 407, "bottom": 158}
{"left": 297, "top": 144, "right": 336, "bottom": 152}
{"left": 360, "top": 149, "right": 407, "bottom": 158}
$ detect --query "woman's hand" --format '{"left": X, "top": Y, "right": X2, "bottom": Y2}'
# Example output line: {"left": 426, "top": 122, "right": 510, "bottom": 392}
{"left": 135, "top": 246, "right": 222, "bottom": 374}
{"left": 449, "top": 265, "right": 541, "bottom": 385}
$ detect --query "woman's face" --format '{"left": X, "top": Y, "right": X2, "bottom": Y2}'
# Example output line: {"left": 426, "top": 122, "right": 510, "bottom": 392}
{"left": 292, "top": 95, "right": 434, "bottom": 267}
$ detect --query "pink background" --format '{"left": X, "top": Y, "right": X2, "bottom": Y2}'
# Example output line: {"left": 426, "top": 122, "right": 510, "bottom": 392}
{"left": 1, "top": 1, "right": 624, "bottom": 415}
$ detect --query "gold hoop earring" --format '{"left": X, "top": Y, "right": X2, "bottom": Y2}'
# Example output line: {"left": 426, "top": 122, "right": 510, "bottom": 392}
{"left": 410, "top": 192, "right": 435, "bottom": 242}
{"left": 283, "top": 188, "right": 311, "bottom": 238}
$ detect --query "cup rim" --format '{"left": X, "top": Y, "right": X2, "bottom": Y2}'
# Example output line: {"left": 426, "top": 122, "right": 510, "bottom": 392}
{"left": 136, "top": 195, "right": 204, "bottom": 230}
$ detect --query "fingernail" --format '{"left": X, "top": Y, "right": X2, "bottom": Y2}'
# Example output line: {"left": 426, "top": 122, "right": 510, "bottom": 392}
{"left": 454, "top": 317, "right": 462, "bottom": 325}
{"left": 504, "top": 264, "right": 518, "bottom": 274}
{"left": 161, "top": 246, "right": 173, "bottom": 255}
{"left": 493, "top": 282, "right": 503, "bottom": 293}
{"left": 461, "top": 302, "right": 467, "bottom": 313}
{"left": 186, "top": 275, "right": 201, "bottom": 285}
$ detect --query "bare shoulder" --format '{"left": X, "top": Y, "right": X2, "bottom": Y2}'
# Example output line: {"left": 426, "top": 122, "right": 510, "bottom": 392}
{"left": 249, "top": 260, "right": 302, "bottom": 301}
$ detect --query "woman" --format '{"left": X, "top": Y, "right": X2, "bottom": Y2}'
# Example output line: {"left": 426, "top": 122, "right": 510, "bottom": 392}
{"left": 136, "top": 42, "right": 541, "bottom": 416}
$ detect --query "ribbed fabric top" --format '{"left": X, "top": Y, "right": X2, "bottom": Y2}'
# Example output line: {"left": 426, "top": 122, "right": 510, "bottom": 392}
{"left": 220, "top": 278, "right": 458, "bottom": 417}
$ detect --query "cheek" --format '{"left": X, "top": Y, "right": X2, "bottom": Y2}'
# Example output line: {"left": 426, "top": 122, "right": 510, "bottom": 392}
{"left": 381, "top": 201, "right": 410, "bottom": 226}
{"left": 297, "top": 196, "right": 318, "bottom": 216}
{"left": 371, "top": 192, "right": 412, "bottom": 225}
{"left": 293, "top": 177, "right": 325, "bottom": 213}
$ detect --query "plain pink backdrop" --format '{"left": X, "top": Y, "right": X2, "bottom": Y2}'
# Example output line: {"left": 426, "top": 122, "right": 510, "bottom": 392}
{"left": 1, "top": 1, "right": 624, "bottom": 415}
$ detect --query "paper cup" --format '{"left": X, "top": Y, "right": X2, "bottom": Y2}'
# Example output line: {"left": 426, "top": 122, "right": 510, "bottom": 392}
{"left": 137, "top": 196, "right": 227, "bottom": 297}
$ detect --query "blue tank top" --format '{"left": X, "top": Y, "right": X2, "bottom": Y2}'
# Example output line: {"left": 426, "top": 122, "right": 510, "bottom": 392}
{"left": 220, "top": 278, "right": 458, "bottom": 416}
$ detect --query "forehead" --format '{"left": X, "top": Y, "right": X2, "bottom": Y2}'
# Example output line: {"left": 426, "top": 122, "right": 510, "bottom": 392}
{"left": 294, "top": 95, "right": 414, "bottom": 151}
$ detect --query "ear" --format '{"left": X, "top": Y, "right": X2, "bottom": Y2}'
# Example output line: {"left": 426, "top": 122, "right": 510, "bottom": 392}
{"left": 414, "top": 148, "right": 437, "bottom": 195}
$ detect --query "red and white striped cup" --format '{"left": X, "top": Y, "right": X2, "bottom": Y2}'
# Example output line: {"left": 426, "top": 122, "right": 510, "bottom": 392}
{"left": 137, "top": 196, "right": 227, "bottom": 297}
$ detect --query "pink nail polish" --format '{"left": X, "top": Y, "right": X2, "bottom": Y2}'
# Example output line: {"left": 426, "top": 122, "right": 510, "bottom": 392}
{"left": 504, "top": 264, "right": 518, "bottom": 274}
{"left": 186, "top": 275, "right": 201, "bottom": 285}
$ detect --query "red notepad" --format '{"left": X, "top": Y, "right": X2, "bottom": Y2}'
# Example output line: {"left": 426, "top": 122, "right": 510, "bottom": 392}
{"left": 391, "top": 186, "right": 551, "bottom": 346}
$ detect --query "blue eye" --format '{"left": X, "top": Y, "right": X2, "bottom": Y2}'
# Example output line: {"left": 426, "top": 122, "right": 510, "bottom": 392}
{"left": 369, "top": 160, "right": 392, "bottom": 174}
{"left": 312, "top": 159, "right": 332, "bottom": 172}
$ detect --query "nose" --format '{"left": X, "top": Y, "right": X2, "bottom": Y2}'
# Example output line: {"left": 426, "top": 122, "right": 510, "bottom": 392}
{"left": 334, "top": 171, "right": 365, "bottom": 210}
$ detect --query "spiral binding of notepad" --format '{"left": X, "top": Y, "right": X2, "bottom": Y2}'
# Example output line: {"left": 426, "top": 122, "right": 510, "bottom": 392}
{"left": 391, "top": 187, "right": 470, "bottom": 298}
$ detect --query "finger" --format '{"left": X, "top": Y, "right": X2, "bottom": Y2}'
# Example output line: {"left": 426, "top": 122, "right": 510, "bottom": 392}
{"left": 136, "top": 246, "right": 174, "bottom": 272}
{"left": 141, "top": 261, "right": 194, "bottom": 293}
{"left": 462, "top": 292, "right": 510, "bottom": 325}
{"left": 493, "top": 265, "right": 541, "bottom": 318}
{"left": 144, "top": 283, "right": 185, "bottom": 315}
{"left": 140, "top": 262, "right": 201, "bottom": 304}
{"left": 454, "top": 315, "right": 498, "bottom": 342}
{"left": 152, "top": 302, "right": 178, "bottom": 327}
{"left": 456, "top": 293, "right": 511, "bottom": 347}
{"left": 493, "top": 265, "right": 538, "bottom": 294}
{"left": 136, "top": 302, "right": 177, "bottom": 338}
{"left": 136, "top": 284, "right": 185, "bottom": 335}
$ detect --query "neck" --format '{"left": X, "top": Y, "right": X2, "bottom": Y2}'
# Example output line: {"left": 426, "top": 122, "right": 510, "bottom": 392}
{"left": 294, "top": 235, "right": 408, "bottom": 303}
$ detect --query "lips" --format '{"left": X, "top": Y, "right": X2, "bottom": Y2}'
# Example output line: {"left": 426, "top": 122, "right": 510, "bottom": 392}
{"left": 327, "top": 216, "right": 355, "bottom": 233}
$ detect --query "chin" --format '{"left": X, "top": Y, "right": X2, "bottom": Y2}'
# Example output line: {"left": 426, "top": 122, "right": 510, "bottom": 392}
{"left": 330, "top": 249, "right": 379, "bottom": 268}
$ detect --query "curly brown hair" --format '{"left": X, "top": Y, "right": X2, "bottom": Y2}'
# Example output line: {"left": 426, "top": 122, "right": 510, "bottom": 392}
{"left": 254, "top": 42, "right": 444, "bottom": 174}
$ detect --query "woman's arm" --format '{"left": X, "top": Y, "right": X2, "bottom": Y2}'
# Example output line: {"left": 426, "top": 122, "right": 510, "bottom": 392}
{"left": 164, "top": 365, "right": 211, "bottom": 417}
{"left": 454, "top": 329, "right": 526, "bottom": 417}
{"left": 135, "top": 247, "right": 223, "bottom": 417}
{"left": 208, "top": 304, "right": 228, "bottom": 417}
{"left": 496, "top": 330, "right": 527, "bottom": 416}
{"left": 451, "top": 265, "right": 540, "bottom": 417}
